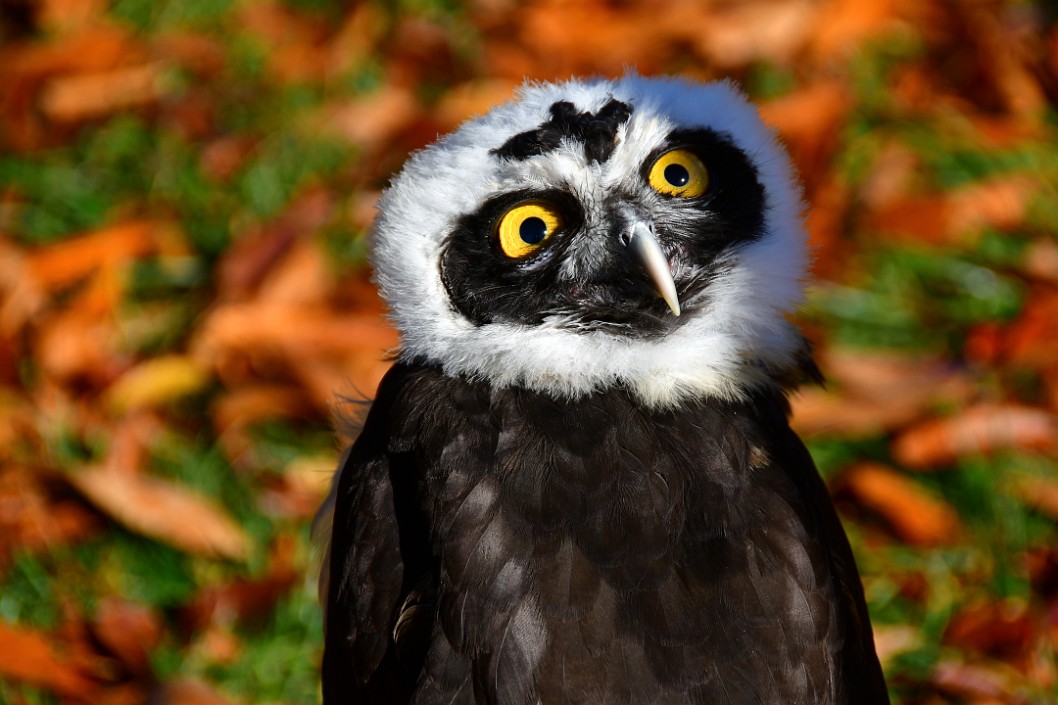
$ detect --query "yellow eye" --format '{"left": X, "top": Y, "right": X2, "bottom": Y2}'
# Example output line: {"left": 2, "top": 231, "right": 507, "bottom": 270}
{"left": 648, "top": 149, "right": 709, "bottom": 198}
{"left": 496, "top": 201, "right": 564, "bottom": 259}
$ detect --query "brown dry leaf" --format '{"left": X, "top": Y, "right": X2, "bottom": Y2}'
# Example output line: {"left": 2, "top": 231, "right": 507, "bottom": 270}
{"left": 872, "top": 624, "right": 921, "bottom": 667}
{"left": 862, "top": 194, "right": 954, "bottom": 245}
{"left": 791, "top": 388, "right": 925, "bottom": 438}
{"left": 892, "top": 404, "right": 1058, "bottom": 470}
{"left": 325, "top": 3, "right": 386, "bottom": 75}
{"left": 256, "top": 240, "right": 335, "bottom": 306}
{"left": 40, "top": 62, "right": 168, "bottom": 122}
{"left": 67, "top": 466, "right": 250, "bottom": 561}
{"left": 705, "top": 1, "right": 819, "bottom": 66}
{"left": 322, "top": 84, "right": 421, "bottom": 148}
{"left": 147, "top": 678, "right": 238, "bottom": 705}
{"left": 842, "top": 462, "right": 962, "bottom": 546}
{"left": 931, "top": 660, "right": 1022, "bottom": 703}
{"left": 211, "top": 385, "right": 314, "bottom": 468}
{"left": 259, "top": 453, "right": 337, "bottom": 519}
{"left": 104, "top": 355, "right": 211, "bottom": 414}
{"left": 238, "top": 1, "right": 329, "bottom": 83}
{"left": 996, "top": 289, "right": 1058, "bottom": 371}
{"left": 948, "top": 177, "right": 1035, "bottom": 237}
{"left": 192, "top": 304, "right": 398, "bottom": 379}
{"left": 290, "top": 352, "right": 394, "bottom": 413}
{"left": 955, "top": 1, "right": 1047, "bottom": 121}
{"left": 1010, "top": 477, "right": 1058, "bottom": 524}
{"left": 179, "top": 537, "right": 297, "bottom": 632}
{"left": 199, "top": 134, "right": 258, "bottom": 182}
{"left": 36, "top": 0, "right": 108, "bottom": 33}
{"left": 212, "top": 385, "right": 313, "bottom": 434}
{"left": 214, "top": 190, "right": 333, "bottom": 301}
{"left": 35, "top": 304, "right": 125, "bottom": 386}
{"left": 92, "top": 598, "right": 163, "bottom": 675}
{"left": 0, "top": 464, "right": 102, "bottom": 561}
{"left": 791, "top": 348, "right": 973, "bottom": 437}
{"left": 944, "top": 599, "right": 1036, "bottom": 661}
{"left": 1022, "top": 239, "right": 1058, "bottom": 284}
{"left": 152, "top": 32, "right": 227, "bottom": 77}
{"left": 0, "top": 621, "right": 98, "bottom": 696}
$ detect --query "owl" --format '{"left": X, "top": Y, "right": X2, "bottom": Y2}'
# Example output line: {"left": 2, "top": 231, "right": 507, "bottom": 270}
{"left": 316, "top": 75, "right": 889, "bottom": 705}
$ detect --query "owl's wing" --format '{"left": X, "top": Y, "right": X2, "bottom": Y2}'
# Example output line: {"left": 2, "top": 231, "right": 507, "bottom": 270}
{"left": 320, "top": 366, "right": 414, "bottom": 704}
{"left": 767, "top": 397, "right": 891, "bottom": 704}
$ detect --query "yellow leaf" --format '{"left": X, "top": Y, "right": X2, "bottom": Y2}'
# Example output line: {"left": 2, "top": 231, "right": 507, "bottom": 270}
{"left": 106, "top": 355, "right": 211, "bottom": 413}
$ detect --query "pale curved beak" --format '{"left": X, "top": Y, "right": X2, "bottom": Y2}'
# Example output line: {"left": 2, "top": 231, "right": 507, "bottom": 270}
{"left": 627, "top": 222, "right": 681, "bottom": 316}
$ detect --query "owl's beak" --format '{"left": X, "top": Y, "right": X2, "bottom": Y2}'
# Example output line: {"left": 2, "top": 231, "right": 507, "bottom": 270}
{"left": 627, "top": 222, "right": 681, "bottom": 316}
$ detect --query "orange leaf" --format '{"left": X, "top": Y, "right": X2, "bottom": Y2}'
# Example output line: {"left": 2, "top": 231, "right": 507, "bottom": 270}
{"left": 1023, "top": 239, "right": 1058, "bottom": 284}
{"left": 892, "top": 404, "right": 1058, "bottom": 469}
{"left": 40, "top": 62, "right": 168, "bottom": 122}
{"left": 0, "top": 621, "right": 98, "bottom": 696}
{"left": 323, "top": 85, "right": 420, "bottom": 148}
{"left": 25, "top": 221, "right": 162, "bottom": 291}
{"left": 842, "top": 463, "right": 962, "bottom": 546}
{"left": 92, "top": 598, "right": 163, "bottom": 675}
{"left": 791, "top": 349, "right": 973, "bottom": 438}
{"left": 67, "top": 466, "right": 250, "bottom": 561}
{"left": 434, "top": 80, "right": 520, "bottom": 132}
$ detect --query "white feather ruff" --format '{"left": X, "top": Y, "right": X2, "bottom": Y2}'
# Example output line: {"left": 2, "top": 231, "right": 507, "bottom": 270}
{"left": 370, "top": 74, "right": 809, "bottom": 408}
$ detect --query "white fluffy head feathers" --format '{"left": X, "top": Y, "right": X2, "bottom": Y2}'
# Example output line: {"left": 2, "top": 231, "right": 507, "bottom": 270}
{"left": 371, "top": 74, "right": 809, "bottom": 408}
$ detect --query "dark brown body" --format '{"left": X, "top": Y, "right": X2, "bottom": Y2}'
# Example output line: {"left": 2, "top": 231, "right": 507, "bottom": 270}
{"left": 322, "top": 361, "right": 889, "bottom": 704}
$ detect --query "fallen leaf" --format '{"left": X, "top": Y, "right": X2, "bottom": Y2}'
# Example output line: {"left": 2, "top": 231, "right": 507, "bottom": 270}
{"left": 178, "top": 537, "right": 297, "bottom": 632}
{"left": 892, "top": 404, "right": 1058, "bottom": 469}
{"left": 1022, "top": 239, "right": 1058, "bottom": 284}
{"left": 25, "top": 220, "right": 163, "bottom": 292}
{"left": 67, "top": 466, "right": 250, "bottom": 561}
{"left": 256, "top": 239, "right": 335, "bottom": 306}
{"left": 759, "top": 81, "right": 851, "bottom": 189}
{"left": 808, "top": 0, "right": 900, "bottom": 59}
{"left": 214, "top": 190, "right": 333, "bottom": 301}
{"left": 948, "top": 177, "right": 1035, "bottom": 236}
{"left": 944, "top": 599, "right": 1036, "bottom": 660}
{"left": 40, "top": 62, "right": 168, "bottom": 122}
{"left": 433, "top": 79, "right": 520, "bottom": 131}
{"left": 1010, "top": 476, "right": 1058, "bottom": 524}
{"left": 0, "top": 621, "right": 98, "bottom": 696}
{"left": 872, "top": 624, "right": 921, "bottom": 667}
{"left": 322, "top": 84, "right": 420, "bottom": 148}
{"left": 92, "top": 598, "right": 163, "bottom": 675}
{"left": 104, "top": 355, "right": 211, "bottom": 414}
{"left": 36, "top": 0, "right": 108, "bottom": 34}
{"left": 791, "top": 349, "right": 973, "bottom": 437}
{"left": 0, "top": 464, "right": 102, "bottom": 561}
{"left": 841, "top": 462, "right": 962, "bottom": 546}
{"left": 146, "top": 678, "right": 238, "bottom": 705}
{"left": 931, "top": 660, "right": 1023, "bottom": 703}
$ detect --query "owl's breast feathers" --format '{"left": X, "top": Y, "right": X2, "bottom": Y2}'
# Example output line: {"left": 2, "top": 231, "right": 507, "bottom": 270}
{"left": 322, "top": 362, "right": 889, "bottom": 705}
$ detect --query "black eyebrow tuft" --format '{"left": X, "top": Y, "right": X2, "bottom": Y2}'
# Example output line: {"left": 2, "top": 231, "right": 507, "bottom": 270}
{"left": 491, "top": 98, "right": 633, "bottom": 164}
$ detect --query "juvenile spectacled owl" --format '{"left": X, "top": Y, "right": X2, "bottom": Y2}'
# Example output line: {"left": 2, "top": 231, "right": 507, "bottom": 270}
{"left": 316, "top": 75, "right": 889, "bottom": 705}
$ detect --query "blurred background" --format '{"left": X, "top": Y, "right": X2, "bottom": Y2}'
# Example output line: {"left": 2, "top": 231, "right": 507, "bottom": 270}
{"left": 1, "top": 0, "right": 1057, "bottom": 703}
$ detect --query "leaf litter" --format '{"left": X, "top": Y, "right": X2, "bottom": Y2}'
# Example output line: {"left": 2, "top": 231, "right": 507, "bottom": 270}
{"left": 0, "top": 1, "right": 1057, "bottom": 703}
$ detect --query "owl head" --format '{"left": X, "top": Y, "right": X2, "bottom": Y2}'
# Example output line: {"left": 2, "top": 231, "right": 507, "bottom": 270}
{"left": 371, "top": 74, "right": 810, "bottom": 407}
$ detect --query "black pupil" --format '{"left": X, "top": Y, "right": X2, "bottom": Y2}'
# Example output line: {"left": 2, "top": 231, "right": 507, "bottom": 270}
{"left": 519, "top": 216, "right": 548, "bottom": 244}
{"left": 664, "top": 163, "right": 690, "bottom": 187}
